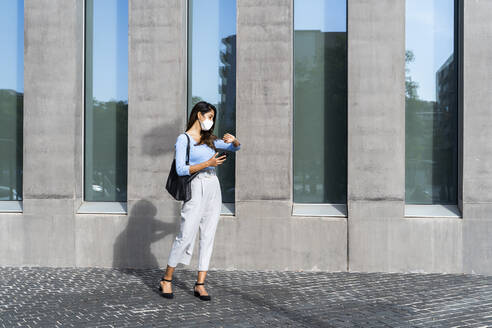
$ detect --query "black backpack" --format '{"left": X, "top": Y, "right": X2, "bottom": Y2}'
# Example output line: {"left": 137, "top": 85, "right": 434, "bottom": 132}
{"left": 165, "top": 133, "right": 200, "bottom": 202}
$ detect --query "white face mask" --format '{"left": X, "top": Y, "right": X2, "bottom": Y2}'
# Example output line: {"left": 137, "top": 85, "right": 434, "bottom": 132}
{"left": 200, "top": 117, "right": 214, "bottom": 131}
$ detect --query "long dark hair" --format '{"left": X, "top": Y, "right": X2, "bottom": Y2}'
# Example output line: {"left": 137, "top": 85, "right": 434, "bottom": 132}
{"left": 186, "top": 101, "right": 218, "bottom": 151}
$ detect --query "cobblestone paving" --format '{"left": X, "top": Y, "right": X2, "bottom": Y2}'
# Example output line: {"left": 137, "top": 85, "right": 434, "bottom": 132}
{"left": 1, "top": 267, "right": 492, "bottom": 327}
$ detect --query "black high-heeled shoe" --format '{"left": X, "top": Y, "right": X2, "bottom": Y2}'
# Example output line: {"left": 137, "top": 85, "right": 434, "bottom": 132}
{"left": 193, "top": 282, "right": 211, "bottom": 301}
{"left": 158, "top": 277, "right": 174, "bottom": 299}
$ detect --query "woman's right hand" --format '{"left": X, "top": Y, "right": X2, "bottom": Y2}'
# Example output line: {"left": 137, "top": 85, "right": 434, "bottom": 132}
{"left": 207, "top": 152, "right": 227, "bottom": 167}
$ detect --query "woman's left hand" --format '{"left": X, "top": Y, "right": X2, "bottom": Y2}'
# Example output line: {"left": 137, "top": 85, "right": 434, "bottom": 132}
{"left": 222, "top": 133, "right": 236, "bottom": 143}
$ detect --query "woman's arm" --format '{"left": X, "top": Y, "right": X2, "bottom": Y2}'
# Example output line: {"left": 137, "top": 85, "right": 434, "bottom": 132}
{"left": 189, "top": 153, "right": 227, "bottom": 173}
{"left": 188, "top": 161, "right": 211, "bottom": 174}
{"left": 214, "top": 134, "right": 241, "bottom": 151}
{"left": 174, "top": 134, "right": 191, "bottom": 176}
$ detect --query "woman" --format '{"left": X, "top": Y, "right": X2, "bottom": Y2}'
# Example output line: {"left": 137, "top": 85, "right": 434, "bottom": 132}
{"left": 158, "top": 101, "right": 241, "bottom": 301}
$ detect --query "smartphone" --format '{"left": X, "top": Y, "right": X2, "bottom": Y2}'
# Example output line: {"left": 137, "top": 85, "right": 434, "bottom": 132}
{"left": 218, "top": 152, "right": 227, "bottom": 158}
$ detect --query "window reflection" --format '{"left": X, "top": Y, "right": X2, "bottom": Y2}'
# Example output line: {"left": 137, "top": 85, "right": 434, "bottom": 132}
{"left": 188, "top": 0, "right": 236, "bottom": 203}
{"left": 293, "top": 0, "right": 347, "bottom": 203}
{"left": 405, "top": 0, "right": 458, "bottom": 204}
{"left": 84, "top": 0, "right": 128, "bottom": 202}
{"left": 0, "top": 0, "right": 23, "bottom": 201}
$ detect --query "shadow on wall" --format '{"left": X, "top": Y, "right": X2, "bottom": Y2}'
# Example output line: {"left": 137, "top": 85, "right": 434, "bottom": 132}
{"left": 141, "top": 118, "right": 184, "bottom": 157}
{"left": 112, "top": 119, "right": 192, "bottom": 287}
{"left": 112, "top": 117, "right": 187, "bottom": 267}
{"left": 112, "top": 119, "right": 189, "bottom": 268}
{"left": 112, "top": 199, "right": 180, "bottom": 269}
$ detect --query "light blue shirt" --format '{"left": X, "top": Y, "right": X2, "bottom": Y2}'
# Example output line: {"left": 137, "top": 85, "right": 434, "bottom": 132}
{"left": 174, "top": 132, "right": 241, "bottom": 176}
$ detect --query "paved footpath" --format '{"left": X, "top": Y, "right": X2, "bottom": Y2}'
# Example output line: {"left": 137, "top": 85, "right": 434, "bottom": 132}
{"left": 1, "top": 267, "right": 492, "bottom": 328}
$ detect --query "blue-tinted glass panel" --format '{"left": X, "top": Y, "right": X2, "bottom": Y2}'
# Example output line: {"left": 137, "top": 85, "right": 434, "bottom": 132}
{"left": 0, "top": 0, "right": 23, "bottom": 201}
{"left": 188, "top": 0, "right": 236, "bottom": 203}
{"left": 293, "top": 0, "right": 347, "bottom": 203}
{"left": 405, "top": 0, "right": 458, "bottom": 204}
{"left": 85, "top": 0, "right": 128, "bottom": 202}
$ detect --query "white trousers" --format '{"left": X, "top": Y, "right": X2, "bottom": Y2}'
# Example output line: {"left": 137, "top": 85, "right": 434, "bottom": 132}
{"left": 167, "top": 169, "right": 222, "bottom": 271}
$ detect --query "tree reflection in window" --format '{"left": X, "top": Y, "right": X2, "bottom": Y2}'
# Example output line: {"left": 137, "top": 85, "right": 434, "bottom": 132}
{"left": 405, "top": 0, "right": 458, "bottom": 205}
{"left": 0, "top": 0, "right": 23, "bottom": 201}
{"left": 84, "top": 0, "right": 128, "bottom": 202}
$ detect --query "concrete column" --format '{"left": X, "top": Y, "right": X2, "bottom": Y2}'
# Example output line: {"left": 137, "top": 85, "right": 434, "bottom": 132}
{"left": 347, "top": 0, "right": 405, "bottom": 206}
{"left": 462, "top": 0, "right": 492, "bottom": 274}
{"left": 347, "top": 0, "right": 406, "bottom": 271}
{"left": 21, "top": 0, "right": 83, "bottom": 265}
{"left": 128, "top": 0, "right": 186, "bottom": 212}
{"left": 236, "top": 0, "right": 293, "bottom": 218}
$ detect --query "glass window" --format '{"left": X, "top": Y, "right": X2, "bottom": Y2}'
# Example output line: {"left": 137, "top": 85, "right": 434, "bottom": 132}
{"left": 84, "top": 0, "right": 128, "bottom": 202}
{"left": 0, "top": 0, "right": 23, "bottom": 201}
{"left": 188, "top": 0, "right": 236, "bottom": 203}
{"left": 293, "top": 0, "right": 347, "bottom": 203}
{"left": 405, "top": 0, "right": 458, "bottom": 204}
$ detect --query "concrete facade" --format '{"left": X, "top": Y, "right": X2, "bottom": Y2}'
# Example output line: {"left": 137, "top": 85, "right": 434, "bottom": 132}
{"left": 1, "top": 0, "right": 492, "bottom": 275}
{"left": 347, "top": 0, "right": 463, "bottom": 274}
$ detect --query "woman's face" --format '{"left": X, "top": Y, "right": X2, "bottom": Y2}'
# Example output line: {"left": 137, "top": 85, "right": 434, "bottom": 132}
{"left": 199, "top": 110, "right": 214, "bottom": 122}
